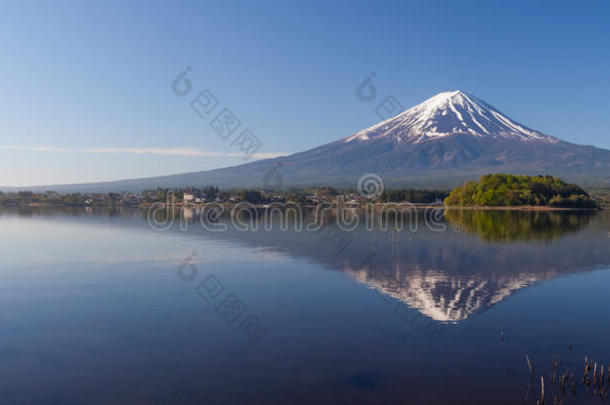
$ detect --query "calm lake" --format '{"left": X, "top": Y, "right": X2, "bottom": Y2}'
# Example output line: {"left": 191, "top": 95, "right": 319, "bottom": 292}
{"left": 1, "top": 207, "right": 609, "bottom": 404}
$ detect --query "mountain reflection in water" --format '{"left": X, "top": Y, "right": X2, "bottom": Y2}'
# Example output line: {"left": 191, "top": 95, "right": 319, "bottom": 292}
{"left": 186, "top": 208, "right": 606, "bottom": 323}
{"left": 2, "top": 207, "right": 610, "bottom": 404}
{"left": 7, "top": 207, "right": 606, "bottom": 324}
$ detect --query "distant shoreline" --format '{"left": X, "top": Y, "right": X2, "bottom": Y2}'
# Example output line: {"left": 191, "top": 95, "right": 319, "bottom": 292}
{"left": 444, "top": 205, "right": 601, "bottom": 211}
{"left": 1, "top": 202, "right": 602, "bottom": 211}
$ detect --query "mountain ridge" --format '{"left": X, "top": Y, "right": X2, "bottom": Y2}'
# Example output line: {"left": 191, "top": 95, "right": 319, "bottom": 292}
{"left": 5, "top": 91, "right": 610, "bottom": 192}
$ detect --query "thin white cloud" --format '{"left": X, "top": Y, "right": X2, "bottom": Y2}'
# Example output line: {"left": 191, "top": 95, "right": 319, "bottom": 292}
{"left": 0, "top": 145, "right": 287, "bottom": 159}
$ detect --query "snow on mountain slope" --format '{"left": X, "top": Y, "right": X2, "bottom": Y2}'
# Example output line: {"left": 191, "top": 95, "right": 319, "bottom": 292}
{"left": 12, "top": 90, "right": 610, "bottom": 192}
{"left": 345, "top": 90, "right": 559, "bottom": 145}
{"left": 346, "top": 267, "right": 550, "bottom": 322}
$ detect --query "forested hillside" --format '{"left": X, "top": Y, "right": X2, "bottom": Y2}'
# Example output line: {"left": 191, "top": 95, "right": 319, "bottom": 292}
{"left": 445, "top": 174, "right": 598, "bottom": 208}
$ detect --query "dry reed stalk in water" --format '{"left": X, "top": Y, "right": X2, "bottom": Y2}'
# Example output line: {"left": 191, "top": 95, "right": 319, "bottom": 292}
{"left": 526, "top": 354, "right": 533, "bottom": 377}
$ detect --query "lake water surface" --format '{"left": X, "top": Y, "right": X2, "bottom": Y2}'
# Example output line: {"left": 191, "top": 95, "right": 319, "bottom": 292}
{"left": 1, "top": 207, "right": 609, "bottom": 404}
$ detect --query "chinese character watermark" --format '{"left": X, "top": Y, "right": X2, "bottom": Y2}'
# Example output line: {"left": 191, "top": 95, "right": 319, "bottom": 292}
{"left": 171, "top": 66, "right": 264, "bottom": 161}
{"left": 355, "top": 72, "right": 404, "bottom": 121}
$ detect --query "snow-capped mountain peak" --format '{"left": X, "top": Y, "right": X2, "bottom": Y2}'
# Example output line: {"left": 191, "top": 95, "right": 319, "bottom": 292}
{"left": 346, "top": 90, "right": 558, "bottom": 144}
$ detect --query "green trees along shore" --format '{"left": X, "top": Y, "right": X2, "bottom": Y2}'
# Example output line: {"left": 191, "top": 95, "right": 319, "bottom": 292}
{"left": 444, "top": 174, "right": 599, "bottom": 208}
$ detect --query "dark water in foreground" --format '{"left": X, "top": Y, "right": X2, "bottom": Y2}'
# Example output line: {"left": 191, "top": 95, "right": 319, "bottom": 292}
{"left": 1, "top": 207, "right": 609, "bottom": 404}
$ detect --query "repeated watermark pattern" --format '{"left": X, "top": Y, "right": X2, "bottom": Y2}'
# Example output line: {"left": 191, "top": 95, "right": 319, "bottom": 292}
{"left": 171, "top": 66, "right": 262, "bottom": 161}
{"left": 177, "top": 251, "right": 268, "bottom": 345}
{"left": 149, "top": 177, "right": 457, "bottom": 346}
{"left": 147, "top": 201, "right": 456, "bottom": 234}
{"left": 165, "top": 67, "right": 452, "bottom": 345}
{"left": 356, "top": 72, "right": 404, "bottom": 121}
{"left": 146, "top": 174, "right": 450, "bottom": 234}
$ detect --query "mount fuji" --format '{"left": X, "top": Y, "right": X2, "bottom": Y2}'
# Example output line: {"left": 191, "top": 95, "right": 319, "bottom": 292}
{"left": 345, "top": 90, "right": 558, "bottom": 144}
{"left": 18, "top": 90, "right": 610, "bottom": 192}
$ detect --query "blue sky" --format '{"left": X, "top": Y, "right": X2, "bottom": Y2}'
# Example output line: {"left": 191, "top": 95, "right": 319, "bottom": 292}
{"left": 1, "top": 0, "right": 609, "bottom": 187}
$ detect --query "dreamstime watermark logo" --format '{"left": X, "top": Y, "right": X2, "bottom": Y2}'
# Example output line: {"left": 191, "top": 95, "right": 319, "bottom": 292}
{"left": 424, "top": 200, "right": 448, "bottom": 233}
{"left": 145, "top": 200, "right": 459, "bottom": 235}
{"left": 357, "top": 173, "right": 384, "bottom": 199}
{"left": 146, "top": 192, "right": 177, "bottom": 232}
{"left": 144, "top": 173, "right": 459, "bottom": 235}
